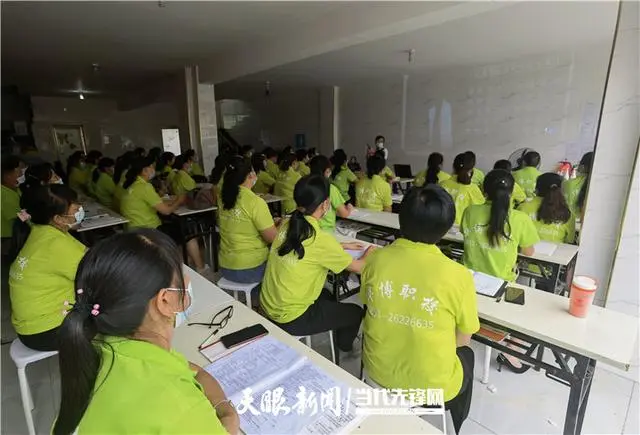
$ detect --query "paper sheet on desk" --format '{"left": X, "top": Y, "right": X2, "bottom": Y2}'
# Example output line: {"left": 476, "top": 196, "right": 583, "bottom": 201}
{"left": 204, "top": 336, "right": 361, "bottom": 434}
{"left": 534, "top": 241, "right": 557, "bottom": 256}
{"left": 471, "top": 270, "right": 506, "bottom": 297}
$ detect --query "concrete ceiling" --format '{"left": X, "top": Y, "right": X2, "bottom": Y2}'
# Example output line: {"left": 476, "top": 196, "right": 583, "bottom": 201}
{"left": 1, "top": 1, "right": 450, "bottom": 97}
{"left": 218, "top": 1, "right": 618, "bottom": 94}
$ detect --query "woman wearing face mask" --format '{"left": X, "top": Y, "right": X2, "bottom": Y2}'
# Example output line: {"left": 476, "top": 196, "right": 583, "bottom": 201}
{"left": 251, "top": 153, "right": 276, "bottom": 195}
{"left": 309, "top": 155, "right": 353, "bottom": 231}
{"left": 22, "top": 162, "right": 63, "bottom": 192}
{"left": 260, "top": 175, "right": 372, "bottom": 352}
{"left": 120, "top": 157, "right": 212, "bottom": 278}
{"left": 184, "top": 149, "right": 205, "bottom": 177}
{"left": 374, "top": 135, "right": 388, "bottom": 160}
{"left": 170, "top": 154, "right": 197, "bottom": 196}
{"left": 53, "top": 230, "right": 237, "bottom": 435}
{"left": 8, "top": 184, "right": 86, "bottom": 351}
{"left": 67, "top": 151, "right": 89, "bottom": 195}
{"left": 1, "top": 156, "right": 24, "bottom": 240}
{"left": 92, "top": 157, "right": 116, "bottom": 208}
{"left": 218, "top": 156, "right": 277, "bottom": 284}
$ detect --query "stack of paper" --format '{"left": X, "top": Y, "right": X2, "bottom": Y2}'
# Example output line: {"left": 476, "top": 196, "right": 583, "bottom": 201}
{"left": 205, "top": 336, "right": 362, "bottom": 434}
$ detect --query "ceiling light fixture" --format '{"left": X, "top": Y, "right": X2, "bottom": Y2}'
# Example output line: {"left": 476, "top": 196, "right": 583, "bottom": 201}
{"left": 407, "top": 49, "right": 416, "bottom": 63}
{"left": 79, "top": 93, "right": 85, "bottom": 100}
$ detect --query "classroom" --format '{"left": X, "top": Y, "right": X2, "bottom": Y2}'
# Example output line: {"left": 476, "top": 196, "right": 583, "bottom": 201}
{"left": 1, "top": 2, "right": 638, "bottom": 434}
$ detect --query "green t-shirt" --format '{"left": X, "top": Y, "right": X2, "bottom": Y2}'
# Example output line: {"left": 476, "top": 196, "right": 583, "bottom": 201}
{"left": 461, "top": 203, "right": 540, "bottom": 281}
{"left": 78, "top": 337, "right": 226, "bottom": 434}
{"left": 1, "top": 184, "right": 21, "bottom": 238}
{"left": 120, "top": 177, "right": 163, "bottom": 229}
{"left": 361, "top": 239, "right": 479, "bottom": 402}
{"left": 68, "top": 167, "right": 89, "bottom": 194}
{"left": 333, "top": 165, "right": 358, "bottom": 201}
{"left": 274, "top": 167, "right": 302, "bottom": 214}
{"left": 9, "top": 225, "right": 85, "bottom": 335}
{"left": 513, "top": 166, "right": 542, "bottom": 198}
{"left": 253, "top": 170, "right": 276, "bottom": 195}
{"left": 414, "top": 170, "right": 450, "bottom": 187}
{"left": 381, "top": 166, "right": 395, "bottom": 181}
{"left": 94, "top": 172, "right": 116, "bottom": 209}
{"left": 319, "top": 184, "right": 346, "bottom": 231}
{"left": 171, "top": 170, "right": 197, "bottom": 196}
{"left": 266, "top": 160, "right": 280, "bottom": 180}
{"left": 512, "top": 182, "right": 527, "bottom": 207}
{"left": 439, "top": 178, "right": 485, "bottom": 225}
{"left": 297, "top": 162, "right": 311, "bottom": 177}
{"left": 356, "top": 175, "right": 392, "bottom": 212}
{"left": 218, "top": 187, "right": 274, "bottom": 270}
{"left": 562, "top": 175, "right": 586, "bottom": 217}
{"left": 189, "top": 162, "right": 205, "bottom": 177}
{"left": 260, "top": 216, "right": 352, "bottom": 323}
{"left": 471, "top": 168, "right": 485, "bottom": 187}
{"left": 517, "top": 197, "right": 576, "bottom": 244}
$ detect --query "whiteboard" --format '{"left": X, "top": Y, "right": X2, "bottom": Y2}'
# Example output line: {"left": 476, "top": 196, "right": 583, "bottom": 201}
{"left": 161, "top": 129, "right": 181, "bottom": 155}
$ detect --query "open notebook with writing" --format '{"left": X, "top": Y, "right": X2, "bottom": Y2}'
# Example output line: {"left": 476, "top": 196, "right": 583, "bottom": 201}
{"left": 204, "top": 336, "right": 363, "bottom": 434}
{"left": 470, "top": 270, "right": 507, "bottom": 298}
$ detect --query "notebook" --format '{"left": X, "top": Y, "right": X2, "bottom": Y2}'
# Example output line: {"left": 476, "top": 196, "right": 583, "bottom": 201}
{"left": 471, "top": 270, "right": 507, "bottom": 298}
{"left": 204, "top": 336, "right": 363, "bottom": 434}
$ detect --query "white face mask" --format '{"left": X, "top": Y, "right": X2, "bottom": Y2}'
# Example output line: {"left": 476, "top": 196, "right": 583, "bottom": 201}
{"left": 170, "top": 282, "right": 194, "bottom": 328}
{"left": 321, "top": 200, "right": 330, "bottom": 219}
{"left": 17, "top": 175, "right": 25, "bottom": 185}
{"left": 54, "top": 179, "right": 64, "bottom": 185}
{"left": 148, "top": 169, "right": 156, "bottom": 180}
{"left": 376, "top": 142, "right": 384, "bottom": 149}
{"left": 62, "top": 206, "right": 85, "bottom": 228}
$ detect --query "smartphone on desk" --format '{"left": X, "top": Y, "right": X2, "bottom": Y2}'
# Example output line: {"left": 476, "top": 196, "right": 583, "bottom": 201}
{"left": 220, "top": 324, "right": 268, "bottom": 349}
{"left": 504, "top": 286, "right": 525, "bottom": 305}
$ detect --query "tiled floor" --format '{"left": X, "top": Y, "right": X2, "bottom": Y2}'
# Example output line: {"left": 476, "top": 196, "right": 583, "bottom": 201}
{"left": 1, "top": 323, "right": 638, "bottom": 434}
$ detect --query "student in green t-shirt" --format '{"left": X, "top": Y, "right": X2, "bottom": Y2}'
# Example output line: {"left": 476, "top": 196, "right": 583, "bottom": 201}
{"left": 356, "top": 154, "right": 393, "bottom": 212}
{"left": 274, "top": 153, "right": 302, "bottom": 214}
{"left": 414, "top": 152, "right": 451, "bottom": 187}
{"left": 361, "top": 185, "right": 479, "bottom": 434}
{"left": 309, "top": 155, "right": 353, "bottom": 231}
{"left": 66, "top": 151, "right": 89, "bottom": 195}
{"left": 296, "top": 148, "right": 311, "bottom": 177}
{"left": 563, "top": 151, "right": 593, "bottom": 219}
{"left": 1, "top": 155, "right": 24, "bottom": 240}
{"left": 439, "top": 153, "right": 485, "bottom": 225}
{"left": 466, "top": 151, "right": 485, "bottom": 187}
{"left": 218, "top": 156, "right": 278, "bottom": 284}
{"left": 9, "top": 184, "right": 86, "bottom": 351}
{"left": 84, "top": 150, "right": 103, "bottom": 198}
{"left": 461, "top": 170, "right": 539, "bottom": 374}
{"left": 513, "top": 151, "right": 542, "bottom": 198}
{"left": 170, "top": 154, "right": 197, "bottom": 196}
{"left": 91, "top": 157, "right": 116, "bottom": 209}
{"left": 331, "top": 149, "right": 358, "bottom": 202}
{"left": 493, "top": 159, "right": 526, "bottom": 207}
{"left": 183, "top": 149, "right": 205, "bottom": 178}
{"left": 260, "top": 175, "right": 373, "bottom": 352}
{"left": 53, "top": 230, "right": 236, "bottom": 435}
{"left": 251, "top": 153, "right": 276, "bottom": 195}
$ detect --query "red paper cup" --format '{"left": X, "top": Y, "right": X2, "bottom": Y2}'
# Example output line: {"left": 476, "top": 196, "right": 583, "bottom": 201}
{"left": 569, "top": 276, "right": 598, "bottom": 318}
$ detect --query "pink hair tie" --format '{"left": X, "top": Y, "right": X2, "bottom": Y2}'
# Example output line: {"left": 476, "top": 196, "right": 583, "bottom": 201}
{"left": 76, "top": 289, "right": 84, "bottom": 295}
{"left": 91, "top": 304, "right": 100, "bottom": 317}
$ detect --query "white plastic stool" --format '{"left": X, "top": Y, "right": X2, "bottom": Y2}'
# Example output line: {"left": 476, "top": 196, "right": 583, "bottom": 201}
{"left": 295, "top": 331, "right": 336, "bottom": 364}
{"left": 217, "top": 278, "right": 260, "bottom": 308}
{"left": 9, "top": 339, "right": 58, "bottom": 435}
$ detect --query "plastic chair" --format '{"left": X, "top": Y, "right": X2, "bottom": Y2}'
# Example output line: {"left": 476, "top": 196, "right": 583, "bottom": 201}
{"left": 9, "top": 339, "right": 58, "bottom": 435}
{"left": 217, "top": 278, "right": 260, "bottom": 308}
{"left": 295, "top": 331, "right": 336, "bottom": 364}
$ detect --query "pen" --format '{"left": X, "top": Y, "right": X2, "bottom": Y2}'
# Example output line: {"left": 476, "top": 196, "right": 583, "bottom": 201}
{"left": 198, "top": 328, "right": 220, "bottom": 350}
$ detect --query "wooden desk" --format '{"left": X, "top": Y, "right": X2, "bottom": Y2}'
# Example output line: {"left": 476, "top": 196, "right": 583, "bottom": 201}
{"left": 173, "top": 289, "right": 440, "bottom": 434}
{"left": 474, "top": 283, "right": 638, "bottom": 434}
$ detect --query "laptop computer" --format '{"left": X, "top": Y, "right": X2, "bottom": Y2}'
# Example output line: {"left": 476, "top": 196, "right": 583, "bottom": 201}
{"left": 394, "top": 164, "right": 413, "bottom": 179}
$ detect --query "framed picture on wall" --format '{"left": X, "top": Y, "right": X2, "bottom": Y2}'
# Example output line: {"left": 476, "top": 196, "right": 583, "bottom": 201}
{"left": 52, "top": 124, "right": 86, "bottom": 161}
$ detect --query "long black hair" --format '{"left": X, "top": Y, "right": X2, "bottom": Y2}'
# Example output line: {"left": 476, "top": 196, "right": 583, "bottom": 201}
{"left": 251, "top": 153, "right": 267, "bottom": 174}
{"left": 85, "top": 150, "right": 102, "bottom": 166}
{"left": 399, "top": 185, "right": 455, "bottom": 244}
{"left": 53, "top": 230, "right": 185, "bottom": 435}
{"left": 66, "top": 151, "right": 85, "bottom": 176}
{"left": 453, "top": 153, "right": 474, "bottom": 185}
{"left": 366, "top": 155, "right": 385, "bottom": 179}
{"left": 483, "top": 169, "right": 515, "bottom": 247}
{"left": 147, "top": 146, "right": 162, "bottom": 162}
{"left": 123, "top": 156, "right": 155, "bottom": 189}
{"left": 537, "top": 173, "right": 571, "bottom": 224}
{"left": 172, "top": 154, "right": 189, "bottom": 171}
{"left": 210, "top": 154, "right": 230, "bottom": 185}
{"left": 309, "top": 155, "right": 331, "bottom": 177}
{"left": 113, "top": 151, "right": 134, "bottom": 185}
{"left": 278, "top": 175, "right": 329, "bottom": 259}
{"left": 9, "top": 184, "right": 78, "bottom": 262}
{"left": 425, "top": 152, "right": 444, "bottom": 185}
{"left": 22, "top": 162, "right": 55, "bottom": 192}
{"left": 221, "top": 156, "right": 253, "bottom": 210}
{"left": 576, "top": 151, "right": 594, "bottom": 213}
{"left": 330, "top": 149, "right": 347, "bottom": 179}
{"left": 157, "top": 152, "right": 175, "bottom": 173}
{"left": 92, "top": 157, "right": 115, "bottom": 183}
{"left": 278, "top": 151, "right": 296, "bottom": 172}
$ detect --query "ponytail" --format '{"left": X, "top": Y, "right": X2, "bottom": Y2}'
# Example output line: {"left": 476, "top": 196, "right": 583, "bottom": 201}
{"left": 221, "top": 156, "right": 252, "bottom": 210}
{"left": 483, "top": 170, "right": 514, "bottom": 247}
{"left": 331, "top": 149, "right": 347, "bottom": 179}
{"left": 210, "top": 154, "right": 230, "bottom": 185}
{"left": 453, "top": 153, "right": 474, "bottom": 185}
{"left": 278, "top": 152, "right": 296, "bottom": 172}
{"left": 278, "top": 175, "right": 329, "bottom": 259}
{"left": 123, "top": 156, "right": 154, "bottom": 189}
{"left": 576, "top": 151, "right": 594, "bottom": 214}
{"left": 54, "top": 308, "right": 100, "bottom": 435}
{"left": 425, "top": 152, "right": 444, "bottom": 185}
{"left": 113, "top": 152, "right": 134, "bottom": 185}
{"left": 537, "top": 173, "right": 571, "bottom": 224}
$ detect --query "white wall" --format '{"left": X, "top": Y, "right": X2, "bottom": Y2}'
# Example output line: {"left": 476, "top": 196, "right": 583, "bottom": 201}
{"left": 339, "top": 43, "right": 611, "bottom": 173}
